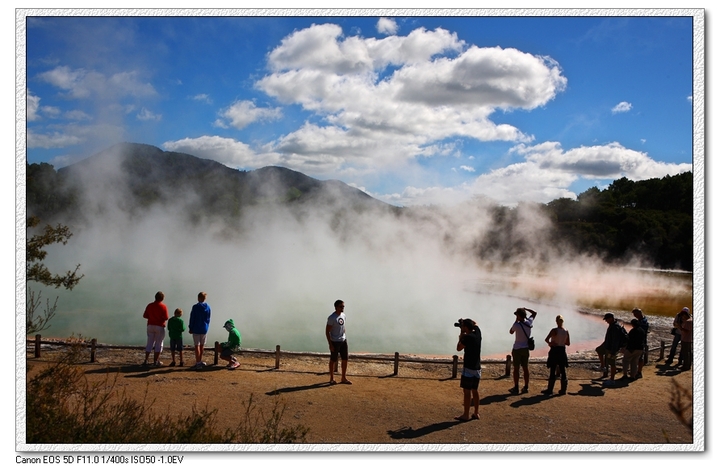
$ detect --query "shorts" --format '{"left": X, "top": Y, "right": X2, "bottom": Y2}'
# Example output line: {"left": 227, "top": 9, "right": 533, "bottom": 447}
{"left": 193, "top": 334, "right": 207, "bottom": 347}
{"left": 330, "top": 340, "right": 349, "bottom": 361}
{"left": 595, "top": 345, "right": 618, "bottom": 365}
{"left": 460, "top": 368, "right": 481, "bottom": 390}
{"left": 145, "top": 325, "right": 165, "bottom": 353}
{"left": 512, "top": 347, "right": 530, "bottom": 368}
{"left": 221, "top": 347, "right": 238, "bottom": 358}
{"left": 170, "top": 338, "right": 183, "bottom": 353}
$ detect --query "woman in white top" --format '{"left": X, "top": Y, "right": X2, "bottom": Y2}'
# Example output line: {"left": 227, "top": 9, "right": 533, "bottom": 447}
{"left": 542, "top": 315, "right": 571, "bottom": 395}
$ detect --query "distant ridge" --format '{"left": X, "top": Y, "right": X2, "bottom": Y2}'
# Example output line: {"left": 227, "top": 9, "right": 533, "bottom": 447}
{"left": 29, "top": 142, "right": 395, "bottom": 224}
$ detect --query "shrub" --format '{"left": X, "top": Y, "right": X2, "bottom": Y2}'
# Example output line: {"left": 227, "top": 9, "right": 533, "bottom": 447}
{"left": 26, "top": 349, "right": 308, "bottom": 444}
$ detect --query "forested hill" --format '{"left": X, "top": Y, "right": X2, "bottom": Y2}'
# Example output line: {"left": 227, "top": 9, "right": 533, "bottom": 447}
{"left": 26, "top": 143, "right": 693, "bottom": 271}
{"left": 544, "top": 173, "right": 693, "bottom": 270}
{"left": 26, "top": 142, "right": 394, "bottom": 224}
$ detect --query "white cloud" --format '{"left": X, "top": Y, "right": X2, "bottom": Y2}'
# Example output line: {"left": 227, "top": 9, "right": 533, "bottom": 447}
{"left": 377, "top": 18, "right": 398, "bottom": 36}
{"left": 192, "top": 94, "right": 212, "bottom": 104}
{"left": 27, "top": 92, "right": 40, "bottom": 121}
{"left": 255, "top": 24, "right": 568, "bottom": 176}
{"left": 214, "top": 100, "right": 282, "bottom": 130}
{"left": 27, "top": 129, "right": 83, "bottom": 149}
{"left": 459, "top": 165, "right": 475, "bottom": 172}
{"left": 513, "top": 141, "right": 691, "bottom": 180}
{"left": 64, "top": 110, "right": 92, "bottom": 121}
{"left": 38, "top": 65, "right": 156, "bottom": 100}
{"left": 456, "top": 141, "right": 691, "bottom": 205}
{"left": 163, "top": 135, "right": 280, "bottom": 169}
{"left": 136, "top": 107, "right": 162, "bottom": 121}
{"left": 611, "top": 101, "right": 632, "bottom": 113}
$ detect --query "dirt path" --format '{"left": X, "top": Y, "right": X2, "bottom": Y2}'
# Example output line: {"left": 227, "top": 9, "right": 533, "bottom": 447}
{"left": 24, "top": 344, "right": 694, "bottom": 447}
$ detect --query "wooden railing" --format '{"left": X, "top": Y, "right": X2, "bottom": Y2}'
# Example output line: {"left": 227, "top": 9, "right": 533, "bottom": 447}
{"left": 27, "top": 335, "right": 666, "bottom": 379}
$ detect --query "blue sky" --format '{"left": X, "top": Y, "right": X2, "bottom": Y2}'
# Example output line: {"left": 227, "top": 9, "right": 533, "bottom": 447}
{"left": 24, "top": 13, "right": 695, "bottom": 206}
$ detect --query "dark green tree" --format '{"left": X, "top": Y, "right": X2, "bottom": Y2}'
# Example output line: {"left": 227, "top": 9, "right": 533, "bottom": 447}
{"left": 26, "top": 216, "right": 84, "bottom": 335}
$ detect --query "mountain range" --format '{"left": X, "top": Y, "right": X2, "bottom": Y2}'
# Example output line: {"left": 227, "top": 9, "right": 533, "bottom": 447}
{"left": 27, "top": 142, "right": 395, "bottom": 225}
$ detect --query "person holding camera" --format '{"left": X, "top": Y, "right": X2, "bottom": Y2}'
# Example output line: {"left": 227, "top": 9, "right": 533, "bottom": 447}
{"left": 509, "top": 307, "right": 537, "bottom": 394}
{"left": 455, "top": 318, "right": 482, "bottom": 421}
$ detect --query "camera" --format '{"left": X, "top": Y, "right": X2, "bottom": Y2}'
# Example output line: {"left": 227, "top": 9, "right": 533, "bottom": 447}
{"left": 454, "top": 318, "right": 463, "bottom": 328}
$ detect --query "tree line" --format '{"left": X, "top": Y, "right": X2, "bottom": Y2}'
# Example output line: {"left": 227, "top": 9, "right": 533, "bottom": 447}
{"left": 27, "top": 157, "right": 694, "bottom": 272}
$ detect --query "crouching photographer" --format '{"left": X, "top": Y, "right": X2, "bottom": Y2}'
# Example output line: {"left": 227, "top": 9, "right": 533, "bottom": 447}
{"left": 455, "top": 318, "right": 482, "bottom": 422}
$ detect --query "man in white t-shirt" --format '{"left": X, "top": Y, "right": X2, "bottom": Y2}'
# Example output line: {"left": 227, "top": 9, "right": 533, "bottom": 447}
{"left": 326, "top": 299, "right": 351, "bottom": 385}
{"left": 509, "top": 307, "right": 537, "bottom": 394}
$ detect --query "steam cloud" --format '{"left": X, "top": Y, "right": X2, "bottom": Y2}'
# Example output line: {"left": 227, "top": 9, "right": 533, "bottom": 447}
{"left": 35, "top": 151, "right": 688, "bottom": 357}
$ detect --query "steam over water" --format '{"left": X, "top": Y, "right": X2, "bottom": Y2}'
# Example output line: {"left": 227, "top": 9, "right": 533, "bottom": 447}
{"left": 37, "top": 203, "right": 688, "bottom": 357}
{"left": 32, "top": 154, "right": 690, "bottom": 357}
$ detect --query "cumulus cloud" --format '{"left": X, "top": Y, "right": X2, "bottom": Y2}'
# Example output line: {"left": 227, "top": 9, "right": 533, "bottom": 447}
{"left": 27, "top": 129, "right": 83, "bottom": 149}
{"left": 163, "top": 135, "right": 280, "bottom": 169}
{"left": 459, "top": 165, "right": 475, "bottom": 172}
{"left": 192, "top": 93, "right": 212, "bottom": 104}
{"left": 377, "top": 18, "right": 398, "bottom": 35}
{"left": 136, "top": 107, "right": 162, "bottom": 121}
{"left": 65, "top": 110, "right": 92, "bottom": 121}
{"left": 612, "top": 101, "right": 632, "bottom": 113}
{"left": 27, "top": 91, "right": 40, "bottom": 121}
{"left": 456, "top": 141, "right": 692, "bottom": 205}
{"left": 214, "top": 100, "right": 282, "bottom": 130}
{"left": 38, "top": 65, "right": 156, "bottom": 100}
{"left": 253, "top": 24, "right": 566, "bottom": 176}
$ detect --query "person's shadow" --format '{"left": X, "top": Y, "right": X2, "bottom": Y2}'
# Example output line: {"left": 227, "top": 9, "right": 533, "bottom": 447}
{"left": 387, "top": 420, "right": 465, "bottom": 440}
{"left": 265, "top": 382, "right": 335, "bottom": 395}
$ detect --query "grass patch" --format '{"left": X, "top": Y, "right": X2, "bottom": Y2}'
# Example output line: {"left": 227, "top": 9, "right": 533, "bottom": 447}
{"left": 26, "top": 347, "right": 309, "bottom": 444}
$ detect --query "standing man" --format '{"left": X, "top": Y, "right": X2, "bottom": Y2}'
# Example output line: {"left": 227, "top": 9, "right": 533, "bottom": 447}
{"left": 143, "top": 291, "right": 169, "bottom": 366}
{"left": 666, "top": 307, "right": 689, "bottom": 366}
{"left": 189, "top": 292, "right": 211, "bottom": 369}
{"left": 509, "top": 307, "right": 537, "bottom": 394}
{"left": 595, "top": 313, "right": 628, "bottom": 385}
{"left": 455, "top": 318, "right": 482, "bottom": 421}
{"left": 679, "top": 308, "right": 693, "bottom": 371}
{"left": 326, "top": 299, "right": 351, "bottom": 385}
{"left": 631, "top": 308, "right": 649, "bottom": 378}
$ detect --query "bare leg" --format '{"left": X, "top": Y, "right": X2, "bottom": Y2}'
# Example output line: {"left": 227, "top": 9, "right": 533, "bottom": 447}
{"left": 329, "top": 359, "right": 336, "bottom": 383}
{"left": 462, "top": 389, "right": 471, "bottom": 419}
{"left": 341, "top": 360, "right": 352, "bottom": 384}
{"left": 471, "top": 389, "right": 480, "bottom": 418}
{"left": 522, "top": 365, "right": 530, "bottom": 390}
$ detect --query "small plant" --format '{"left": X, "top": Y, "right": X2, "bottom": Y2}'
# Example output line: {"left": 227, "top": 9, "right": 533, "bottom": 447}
{"left": 668, "top": 377, "right": 693, "bottom": 433}
{"left": 27, "top": 349, "right": 309, "bottom": 444}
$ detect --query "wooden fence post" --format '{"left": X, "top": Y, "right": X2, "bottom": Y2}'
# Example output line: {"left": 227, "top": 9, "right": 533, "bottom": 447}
{"left": 393, "top": 352, "right": 399, "bottom": 376}
{"left": 505, "top": 355, "right": 512, "bottom": 377}
{"left": 214, "top": 342, "right": 220, "bottom": 366}
{"left": 452, "top": 355, "right": 458, "bottom": 379}
{"left": 659, "top": 340, "right": 666, "bottom": 361}
{"left": 34, "top": 335, "right": 41, "bottom": 358}
{"left": 90, "top": 338, "right": 97, "bottom": 363}
{"left": 275, "top": 345, "right": 281, "bottom": 369}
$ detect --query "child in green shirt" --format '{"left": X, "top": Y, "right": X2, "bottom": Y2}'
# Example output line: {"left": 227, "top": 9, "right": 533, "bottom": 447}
{"left": 167, "top": 308, "right": 186, "bottom": 367}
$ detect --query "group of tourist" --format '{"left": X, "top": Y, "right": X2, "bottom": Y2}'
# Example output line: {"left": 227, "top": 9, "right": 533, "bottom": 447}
{"left": 142, "top": 291, "right": 241, "bottom": 369}
{"left": 141, "top": 291, "right": 692, "bottom": 423}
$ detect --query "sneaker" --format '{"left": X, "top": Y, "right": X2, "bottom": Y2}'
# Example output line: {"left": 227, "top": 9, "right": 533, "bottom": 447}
{"left": 169, "top": 361, "right": 176, "bottom": 367}
{"left": 602, "top": 379, "right": 616, "bottom": 387}
{"left": 521, "top": 386, "right": 529, "bottom": 394}
{"left": 179, "top": 362, "right": 184, "bottom": 367}
{"left": 635, "top": 372, "right": 643, "bottom": 379}
{"left": 541, "top": 389, "right": 554, "bottom": 395}
{"left": 229, "top": 361, "right": 240, "bottom": 369}
{"left": 509, "top": 386, "right": 519, "bottom": 395}
{"left": 153, "top": 361, "right": 163, "bottom": 367}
